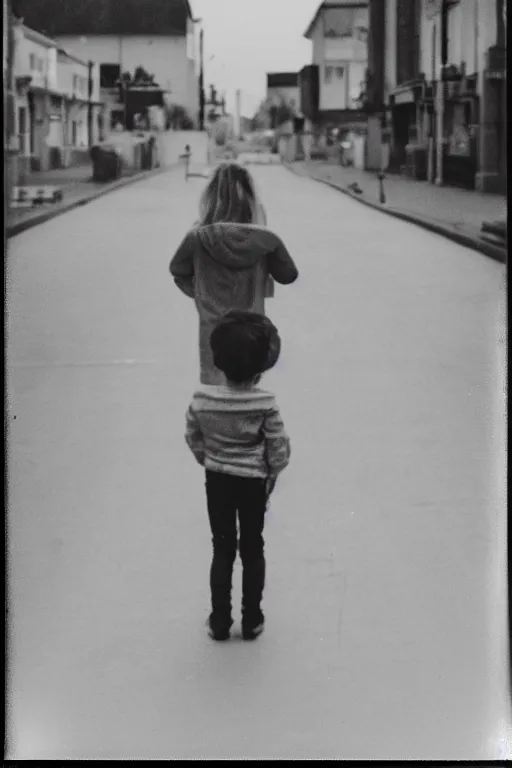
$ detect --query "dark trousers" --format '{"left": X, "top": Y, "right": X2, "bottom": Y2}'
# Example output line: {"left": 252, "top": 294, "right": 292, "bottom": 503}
{"left": 205, "top": 469, "right": 266, "bottom": 631}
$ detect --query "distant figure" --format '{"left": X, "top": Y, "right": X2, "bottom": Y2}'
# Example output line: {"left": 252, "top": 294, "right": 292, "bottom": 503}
{"left": 170, "top": 162, "right": 298, "bottom": 384}
{"left": 184, "top": 311, "right": 291, "bottom": 641}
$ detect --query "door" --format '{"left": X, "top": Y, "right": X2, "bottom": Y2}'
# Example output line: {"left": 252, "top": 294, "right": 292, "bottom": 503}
{"left": 18, "top": 106, "right": 26, "bottom": 155}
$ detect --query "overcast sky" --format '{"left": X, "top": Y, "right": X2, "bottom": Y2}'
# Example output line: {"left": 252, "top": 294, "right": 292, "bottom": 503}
{"left": 191, "top": 0, "right": 321, "bottom": 117}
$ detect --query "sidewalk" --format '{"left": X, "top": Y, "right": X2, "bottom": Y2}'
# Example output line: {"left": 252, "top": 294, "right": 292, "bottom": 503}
{"left": 289, "top": 161, "right": 507, "bottom": 262}
{"left": 7, "top": 161, "right": 165, "bottom": 238}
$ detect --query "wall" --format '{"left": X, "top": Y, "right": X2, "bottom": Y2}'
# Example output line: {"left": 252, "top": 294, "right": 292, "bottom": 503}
{"left": 57, "top": 54, "right": 89, "bottom": 99}
{"left": 16, "top": 29, "right": 57, "bottom": 91}
{"left": 420, "top": 0, "right": 498, "bottom": 82}
{"left": 56, "top": 35, "right": 193, "bottom": 116}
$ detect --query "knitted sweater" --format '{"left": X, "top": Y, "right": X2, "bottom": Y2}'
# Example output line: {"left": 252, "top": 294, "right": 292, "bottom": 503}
{"left": 185, "top": 384, "right": 291, "bottom": 479}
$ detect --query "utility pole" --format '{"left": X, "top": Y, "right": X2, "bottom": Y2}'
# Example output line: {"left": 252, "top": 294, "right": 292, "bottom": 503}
{"left": 427, "top": 19, "right": 436, "bottom": 183}
{"left": 235, "top": 88, "right": 241, "bottom": 139}
{"left": 435, "top": 0, "right": 447, "bottom": 186}
{"left": 199, "top": 26, "right": 205, "bottom": 131}
{"left": 87, "top": 59, "right": 93, "bottom": 148}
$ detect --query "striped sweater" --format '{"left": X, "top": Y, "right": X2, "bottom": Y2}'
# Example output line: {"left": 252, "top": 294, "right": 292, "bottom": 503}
{"left": 185, "top": 384, "right": 291, "bottom": 479}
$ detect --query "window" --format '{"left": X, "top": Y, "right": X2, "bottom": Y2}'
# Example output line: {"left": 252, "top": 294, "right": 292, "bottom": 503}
{"left": 72, "top": 122, "right": 77, "bottom": 145}
{"left": 325, "top": 62, "right": 344, "bottom": 84}
{"left": 100, "top": 63, "right": 121, "bottom": 88}
{"left": 29, "top": 53, "right": 36, "bottom": 70}
{"left": 73, "top": 74, "right": 78, "bottom": 92}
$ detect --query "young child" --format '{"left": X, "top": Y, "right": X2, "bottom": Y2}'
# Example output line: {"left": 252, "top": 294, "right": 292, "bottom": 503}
{"left": 185, "top": 310, "right": 291, "bottom": 641}
{"left": 170, "top": 161, "right": 298, "bottom": 385}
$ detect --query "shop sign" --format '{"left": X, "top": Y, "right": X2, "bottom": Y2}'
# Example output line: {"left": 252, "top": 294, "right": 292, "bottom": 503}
{"left": 394, "top": 89, "right": 414, "bottom": 105}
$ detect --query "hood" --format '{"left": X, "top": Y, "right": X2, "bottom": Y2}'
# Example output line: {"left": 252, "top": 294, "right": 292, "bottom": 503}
{"left": 195, "top": 223, "right": 280, "bottom": 270}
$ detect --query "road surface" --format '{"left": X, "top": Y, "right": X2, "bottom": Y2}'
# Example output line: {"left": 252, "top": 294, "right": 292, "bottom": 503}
{"left": 6, "top": 165, "right": 509, "bottom": 760}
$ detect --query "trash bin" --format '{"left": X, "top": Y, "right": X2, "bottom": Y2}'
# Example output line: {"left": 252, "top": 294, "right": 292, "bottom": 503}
{"left": 90, "top": 145, "right": 123, "bottom": 182}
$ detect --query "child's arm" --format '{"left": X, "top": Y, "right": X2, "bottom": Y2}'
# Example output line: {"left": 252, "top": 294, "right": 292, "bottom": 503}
{"left": 262, "top": 405, "right": 291, "bottom": 477}
{"left": 170, "top": 232, "right": 195, "bottom": 298}
{"left": 185, "top": 405, "right": 205, "bottom": 465}
{"left": 266, "top": 236, "right": 298, "bottom": 285}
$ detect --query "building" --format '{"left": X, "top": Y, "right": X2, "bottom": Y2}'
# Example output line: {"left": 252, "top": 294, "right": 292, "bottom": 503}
{"left": 266, "top": 72, "right": 300, "bottom": 111}
{"left": 381, "top": 0, "right": 506, "bottom": 192}
{"left": 363, "top": 0, "right": 387, "bottom": 169}
{"left": 302, "top": 0, "right": 368, "bottom": 128}
{"left": 15, "top": 0, "right": 199, "bottom": 126}
{"left": 56, "top": 48, "right": 102, "bottom": 154}
{"left": 11, "top": 21, "right": 102, "bottom": 175}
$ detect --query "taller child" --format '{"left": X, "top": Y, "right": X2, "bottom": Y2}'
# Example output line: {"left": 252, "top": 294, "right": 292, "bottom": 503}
{"left": 169, "top": 162, "right": 298, "bottom": 384}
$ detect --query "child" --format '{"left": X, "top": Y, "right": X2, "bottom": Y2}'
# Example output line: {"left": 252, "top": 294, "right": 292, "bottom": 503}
{"left": 184, "top": 310, "right": 291, "bottom": 641}
{"left": 170, "top": 161, "right": 298, "bottom": 385}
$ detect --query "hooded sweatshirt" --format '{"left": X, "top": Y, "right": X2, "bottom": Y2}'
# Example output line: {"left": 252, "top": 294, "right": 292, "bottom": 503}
{"left": 170, "top": 223, "right": 298, "bottom": 384}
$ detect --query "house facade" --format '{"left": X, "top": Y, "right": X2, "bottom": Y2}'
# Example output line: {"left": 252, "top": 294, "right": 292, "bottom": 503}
{"left": 382, "top": 0, "right": 506, "bottom": 192}
{"left": 16, "top": 0, "right": 199, "bottom": 126}
{"left": 302, "top": 0, "right": 368, "bottom": 127}
{"left": 11, "top": 21, "right": 102, "bottom": 175}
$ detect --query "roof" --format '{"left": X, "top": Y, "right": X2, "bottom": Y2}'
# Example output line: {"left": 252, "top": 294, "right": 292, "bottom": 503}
{"left": 13, "top": 0, "right": 193, "bottom": 37}
{"left": 57, "top": 48, "right": 90, "bottom": 67}
{"left": 267, "top": 72, "right": 298, "bottom": 88}
{"left": 304, "top": 0, "right": 368, "bottom": 39}
{"left": 21, "top": 24, "right": 57, "bottom": 48}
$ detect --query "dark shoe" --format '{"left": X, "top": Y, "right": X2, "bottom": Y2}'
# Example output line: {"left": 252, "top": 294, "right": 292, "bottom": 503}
{"left": 242, "top": 620, "right": 265, "bottom": 641}
{"left": 207, "top": 616, "right": 231, "bottom": 642}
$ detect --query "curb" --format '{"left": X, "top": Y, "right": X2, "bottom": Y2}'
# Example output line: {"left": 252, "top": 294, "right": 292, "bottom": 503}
{"left": 285, "top": 164, "right": 507, "bottom": 265}
{"left": 7, "top": 164, "right": 171, "bottom": 239}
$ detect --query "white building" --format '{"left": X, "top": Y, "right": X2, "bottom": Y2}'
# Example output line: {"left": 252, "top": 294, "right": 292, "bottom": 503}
{"left": 11, "top": 20, "right": 102, "bottom": 174}
{"left": 303, "top": 0, "right": 368, "bottom": 122}
{"left": 17, "top": 0, "right": 199, "bottom": 126}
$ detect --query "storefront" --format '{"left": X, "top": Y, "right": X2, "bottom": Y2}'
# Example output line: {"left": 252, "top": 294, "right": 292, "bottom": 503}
{"left": 441, "top": 73, "right": 479, "bottom": 189}
{"left": 387, "top": 79, "right": 425, "bottom": 172}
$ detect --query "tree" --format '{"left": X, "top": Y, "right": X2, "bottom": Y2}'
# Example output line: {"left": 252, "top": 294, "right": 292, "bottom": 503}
{"left": 165, "top": 103, "right": 194, "bottom": 130}
{"left": 118, "top": 66, "right": 159, "bottom": 89}
{"left": 267, "top": 97, "right": 295, "bottom": 129}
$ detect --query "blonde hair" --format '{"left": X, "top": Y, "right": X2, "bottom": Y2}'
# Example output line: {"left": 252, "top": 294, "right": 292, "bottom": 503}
{"left": 198, "top": 162, "right": 260, "bottom": 226}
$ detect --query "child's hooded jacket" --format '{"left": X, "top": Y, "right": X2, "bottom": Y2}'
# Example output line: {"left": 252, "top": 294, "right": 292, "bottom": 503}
{"left": 170, "top": 223, "right": 298, "bottom": 384}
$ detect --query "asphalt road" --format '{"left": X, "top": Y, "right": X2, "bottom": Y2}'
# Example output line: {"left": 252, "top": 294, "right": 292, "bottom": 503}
{"left": 5, "top": 165, "right": 508, "bottom": 760}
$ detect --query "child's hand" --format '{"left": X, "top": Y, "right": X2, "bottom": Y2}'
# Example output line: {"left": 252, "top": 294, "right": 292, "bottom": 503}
{"left": 266, "top": 475, "right": 277, "bottom": 499}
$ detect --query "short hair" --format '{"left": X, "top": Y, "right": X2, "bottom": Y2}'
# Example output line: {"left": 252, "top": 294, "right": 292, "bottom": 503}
{"left": 210, "top": 311, "right": 281, "bottom": 383}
